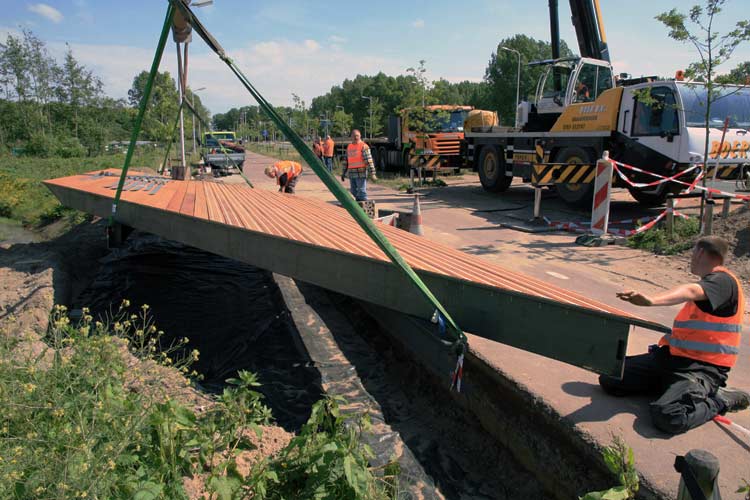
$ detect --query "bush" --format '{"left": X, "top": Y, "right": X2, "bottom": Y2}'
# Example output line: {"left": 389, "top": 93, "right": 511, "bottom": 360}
{"left": 627, "top": 217, "right": 700, "bottom": 255}
{"left": 54, "top": 137, "right": 87, "bottom": 158}
{"left": 23, "top": 133, "right": 57, "bottom": 158}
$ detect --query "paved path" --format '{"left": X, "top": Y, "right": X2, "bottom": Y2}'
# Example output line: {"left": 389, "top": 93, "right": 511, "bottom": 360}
{"left": 235, "top": 151, "right": 750, "bottom": 498}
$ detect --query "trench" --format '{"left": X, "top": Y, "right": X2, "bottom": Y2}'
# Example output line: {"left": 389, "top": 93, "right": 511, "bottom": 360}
{"left": 73, "top": 233, "right": 553, "bottom": 499}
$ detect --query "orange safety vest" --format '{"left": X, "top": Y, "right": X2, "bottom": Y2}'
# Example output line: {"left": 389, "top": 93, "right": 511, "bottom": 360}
{"left": 658, "top": 266, "right": 744, "bottom": 368}
{"left": 274, "top": 161, "right": 302, "bottom": 184}
{"left": 323, "top": 138, "right": 335, "bottom": 157}
{"left": 346, "top": 142, "right": 369, "bottom": 171}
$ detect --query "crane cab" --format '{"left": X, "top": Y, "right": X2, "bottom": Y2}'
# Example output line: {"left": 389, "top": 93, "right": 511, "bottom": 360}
{"left": 517, "top": 57, "right": 615, "bottom": 131}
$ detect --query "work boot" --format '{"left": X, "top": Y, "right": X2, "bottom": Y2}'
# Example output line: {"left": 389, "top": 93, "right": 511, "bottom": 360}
{"left": 716, "top": 387, "right": 750, "bottom": 413}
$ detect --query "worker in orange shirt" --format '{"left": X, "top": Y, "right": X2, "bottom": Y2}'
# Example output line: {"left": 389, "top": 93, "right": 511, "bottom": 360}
{"left": 312, "top": 137, "right": 323, "bottom": 162}
{"left": 264, "top": 160, "right": 303, "bottom": 194}
{"left": 342, "top": 129, "right": 377, "bottom": 201}
{"left": 322, "top": 134, "right": 335, "bottom": 173}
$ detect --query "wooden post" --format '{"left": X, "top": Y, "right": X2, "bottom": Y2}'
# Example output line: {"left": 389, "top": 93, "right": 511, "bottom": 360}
{"left": 676, "top": 449, "right": 721, "bottom": 500}
{"left": 666, "top": 196, "right": 675, "bottom": 239}
{"left": 703, "top": 199, "right": 715, "bottom": 236}
{"left": 721, "top": 197, "right": 731, "bottom": 218}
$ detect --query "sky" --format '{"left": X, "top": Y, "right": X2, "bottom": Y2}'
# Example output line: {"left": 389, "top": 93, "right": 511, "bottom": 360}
{"left": 2, "top": 0, "right": 750, "bottom": 115}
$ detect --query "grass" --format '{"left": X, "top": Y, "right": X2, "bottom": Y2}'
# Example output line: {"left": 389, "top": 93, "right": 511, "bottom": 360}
{"left": 0, "top": 150, "right": 162, "bottom": 227}
{"left": 0, "top": 302, "right": 399, "bottom": 499}
{"left": 626, "top": 217, "right": 700, "bottom": 255}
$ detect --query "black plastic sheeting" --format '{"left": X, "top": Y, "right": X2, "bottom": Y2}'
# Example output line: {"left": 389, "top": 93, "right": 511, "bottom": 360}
{"left": 75, "top": 234, "right": 323, "bottom": 430}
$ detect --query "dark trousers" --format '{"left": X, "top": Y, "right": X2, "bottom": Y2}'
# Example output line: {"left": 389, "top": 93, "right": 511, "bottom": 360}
{"left": 281, "top": 176, "right": 298, "bottom": 194}
{"left": 599, "top": 346, "right": 728, "bottom": 434}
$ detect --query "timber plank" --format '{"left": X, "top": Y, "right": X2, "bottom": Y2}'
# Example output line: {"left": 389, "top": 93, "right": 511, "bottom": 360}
{"left": 180, "top": 181, "right": 197, "bottom": 217}
{"left": 166, "top": 180, "right": 190, "bottom": 213}
{"left": 204, "top": 181, "right": 226, "bottom": 225}
{"left": 193, "top": 181, "right": 209, "bottom": 220}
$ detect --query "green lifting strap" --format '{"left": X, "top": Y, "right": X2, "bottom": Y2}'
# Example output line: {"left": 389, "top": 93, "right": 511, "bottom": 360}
{"left": 169, "top": 0, "right": 466, "bottom": 347}
{"left": 109, "top": 4, "right": 174, "bottom": 227}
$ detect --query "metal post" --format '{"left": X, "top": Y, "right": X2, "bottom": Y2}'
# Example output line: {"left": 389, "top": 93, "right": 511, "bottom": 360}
{"left": 533, "top": 186, "right": 543, "bottom": 220}
{"left": 703, "top": 199, "right": 715, "bottom": 236}
{"left": 175, "top": 43, "right": 187, "bottom": 173}
{"left": 721, "top": 197, "right": 731, "bottom": 218}
{"left": 675, "top": 449, "right": 721, "bottom": 500}
{"left": 666, "top": 196, "right": 675, "bottom": 239}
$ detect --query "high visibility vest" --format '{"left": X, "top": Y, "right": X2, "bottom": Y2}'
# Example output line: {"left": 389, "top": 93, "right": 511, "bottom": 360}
{"left": 346, "top": 142, "right": 369, "bottom": 171}
{"left": 323, "top": 139, "right": 335, "bottom": 157}
{"left": 658, "top": 266, "right": 744, "bottom": 368}
{"left": 274, "top": 161, "right": 302, "bottom": 184}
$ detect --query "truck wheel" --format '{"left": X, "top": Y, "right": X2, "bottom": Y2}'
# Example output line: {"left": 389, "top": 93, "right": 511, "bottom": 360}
{"left": 553, "top": 147, "right": 595, "bottom": 207}
{"left": 378, "top": 147, "right": 387, "bottom": 171}
{"left": 627, "top": 185, "right": 669, "bottom": 207}
{"left": 478, "top": 145, "right": 512, "bottom": 192}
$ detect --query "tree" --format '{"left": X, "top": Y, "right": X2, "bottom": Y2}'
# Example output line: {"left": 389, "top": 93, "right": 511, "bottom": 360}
{"left": 55, "top": 45, "right": 103, "bottom": 138}
{"left": 127, "top": 70, "right": 179, "bottom": 142}
{"left": 331, "top": 109, "right": 353, "bottom": 137}
{"left": 656, "top": 1, "right": 750, "bottom": 169}
{"left": 484, "top": 34, "right": 574, "bottom": 125}
{"left": 716, "top": 60, "right": 750, "bottom": 84}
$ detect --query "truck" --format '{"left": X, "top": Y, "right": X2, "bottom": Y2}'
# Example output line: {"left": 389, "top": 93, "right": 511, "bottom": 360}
{"left": 465, "top": 0, "right": 750, "bottom": 207}
{"left": 336, "top": 105, "right": 498, "bottom": 174}
{"left": 200, "top": 130, "right": 245, "bottom": 176}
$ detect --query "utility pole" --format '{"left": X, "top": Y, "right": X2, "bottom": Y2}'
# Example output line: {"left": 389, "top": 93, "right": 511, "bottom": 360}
{"left": 500, "top": 46, "right": 521, "bottom": 122}
{"left": 361, "top": 95, "right": 373, "bottom": 139}
{"left": 190, "top": 86, "right": 205, "bottom": 154}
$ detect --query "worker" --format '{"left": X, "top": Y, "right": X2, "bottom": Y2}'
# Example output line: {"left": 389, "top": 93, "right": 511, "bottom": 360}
{"left": 341, "top": 129, "right": 377, "bottom": 201}
{"left": 599, "top": 236, "right": 748, "bottom": 434}
{"left": 575, "top": 81, "right": 590, "bottom": 102}
{"left": 323, "top": 134, "right": 335, "bottom": 173}
{"left": 264, "top": 160, "right": 303, "bottom": 194}
{"left": 312, "top": 137, "right": 323, "bottom": 162}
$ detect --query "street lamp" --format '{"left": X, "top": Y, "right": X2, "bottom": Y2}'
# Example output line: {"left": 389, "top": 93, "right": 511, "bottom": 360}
{"left": 500, "top": 46, "right": 521, "bottom": 113}
{"left": 361, "top": 96, "right": 373, "bottom": 139}
{"left": 190, "top": 86, "right": 206, "bottom": 154}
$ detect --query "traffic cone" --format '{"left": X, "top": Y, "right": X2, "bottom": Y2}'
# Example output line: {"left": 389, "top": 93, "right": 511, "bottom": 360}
{"left": 410, "top": 194, "right": 424, "bottom": 236}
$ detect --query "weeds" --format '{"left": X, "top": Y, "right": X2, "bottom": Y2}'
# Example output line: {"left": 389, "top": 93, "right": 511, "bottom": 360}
{"left": 0, "top": 302, "right": 399, "bottom": 499}
{"left": 627, "top": 217, "right": 699, "bottom": 255}
{"left": 580, "top": 435, "right": 639, "bottom": 500}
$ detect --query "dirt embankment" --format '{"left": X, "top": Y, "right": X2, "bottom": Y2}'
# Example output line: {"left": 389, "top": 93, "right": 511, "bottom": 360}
{"left": 0, "top": 220, "right": 293, "bottom": 499}
{"left": 710, "top": 206, "right": 750, "bottom": 281}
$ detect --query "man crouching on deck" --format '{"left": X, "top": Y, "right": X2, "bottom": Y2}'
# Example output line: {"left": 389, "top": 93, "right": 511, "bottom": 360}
{"left": 265, "top": 160, "right": 302, "bottom": 194}
{"left": 599, "top": 236, "right": 748, "bottom": 434}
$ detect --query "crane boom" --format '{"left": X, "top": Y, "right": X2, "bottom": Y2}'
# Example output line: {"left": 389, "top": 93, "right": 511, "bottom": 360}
{"left": 549, "top": 0, "right": 610, "bottom": 62}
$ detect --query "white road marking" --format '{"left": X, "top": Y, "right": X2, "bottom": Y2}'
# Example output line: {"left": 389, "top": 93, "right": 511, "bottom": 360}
{"left": 545, "top": 271, "right": 569, "bottom": 280}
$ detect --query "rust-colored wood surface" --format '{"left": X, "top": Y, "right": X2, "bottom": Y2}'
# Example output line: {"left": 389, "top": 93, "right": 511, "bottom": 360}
{"left": 44, "top": 170, "right": 655, "bottom": 322}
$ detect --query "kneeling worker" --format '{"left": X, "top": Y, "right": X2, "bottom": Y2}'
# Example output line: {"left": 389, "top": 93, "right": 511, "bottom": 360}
{"left": 265, "top": 160, "right": 303, "bottom": 194}
{"left": 600, "top": 236, "right": 748, "bottom": 434}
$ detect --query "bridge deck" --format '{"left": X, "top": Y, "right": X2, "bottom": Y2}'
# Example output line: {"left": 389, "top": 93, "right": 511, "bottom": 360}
{"left": 45, "top": 170, "right": 668, "bottom": 376}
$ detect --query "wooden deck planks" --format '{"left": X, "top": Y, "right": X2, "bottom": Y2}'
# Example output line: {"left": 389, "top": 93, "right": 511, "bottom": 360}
{"left": 193, "top": 182, "right": 209, "bottom": 220}
{"left": 179, "top": 181, "right": 197, "bottom": 217}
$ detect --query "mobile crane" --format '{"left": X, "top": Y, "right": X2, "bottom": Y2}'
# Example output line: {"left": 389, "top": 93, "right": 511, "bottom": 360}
{"left": 465, "top": 0, "right": 750, "bottom": 207}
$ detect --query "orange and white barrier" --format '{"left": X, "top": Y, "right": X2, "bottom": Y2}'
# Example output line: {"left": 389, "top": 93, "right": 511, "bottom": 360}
{"left": 375, "top": 213, "right": 399, "bottom": 227}
{"left": 410, "top": 194, "right": 424, "bottom": 236}
{"left": 590, "top": 151, "right": 614, "bottom": 236}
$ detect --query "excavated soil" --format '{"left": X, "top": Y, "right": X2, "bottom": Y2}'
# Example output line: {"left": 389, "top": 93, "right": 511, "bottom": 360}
{"left": 711, "top": 206, "right": 750, "bottom": 281}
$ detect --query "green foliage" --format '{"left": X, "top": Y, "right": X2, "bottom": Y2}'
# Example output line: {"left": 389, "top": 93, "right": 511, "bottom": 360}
{"left": 0, "top": 301, "right": 400, "bottom": 499}
{"left": 738, "top": 479, "right": 750, "bottom": 499}
{"left": 627, "top": 217, "right": 700, "bottom": 254}
{"left": 485, "top": 34, "right": 575, "bottom": 125}
{"left": 250, "top": 396, "right": 399, "bottom": 500}
{"left": 0, "top": 150, "right": 162, "bottom": 226}
{"left": 655, "top": 1, "right": 750, "bottom": 164}
{"left": 716, "top": 60, "right": 750, "bottom": 84}
{"left": 580, "top": 436, "right": 639, "bottom": 500}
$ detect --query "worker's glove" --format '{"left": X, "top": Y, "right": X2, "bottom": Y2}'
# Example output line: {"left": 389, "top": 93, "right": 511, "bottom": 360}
{"left": 371, "top": 175, "right": 378, "bottom": 181}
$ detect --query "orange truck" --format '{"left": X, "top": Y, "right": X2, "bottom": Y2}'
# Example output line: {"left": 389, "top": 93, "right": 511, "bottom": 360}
{"left": 338, "top": 105, "right": 497, "bottom": 173}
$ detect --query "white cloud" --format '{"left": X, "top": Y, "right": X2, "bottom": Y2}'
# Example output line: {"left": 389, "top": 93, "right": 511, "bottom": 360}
{"left": 50, "top": 38, "right": 407, "bottom": 113}
{"left": 328, "top": 35, "right": 347, "bottom": 44}
{"left": 27, "top": 3, "right": 63, "bottom": 23}
{"left": 412, "top": 19, "right": 425, "bottom": 29}
{"left": 0, "top": 25, "right": 23, "bottom": 40}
